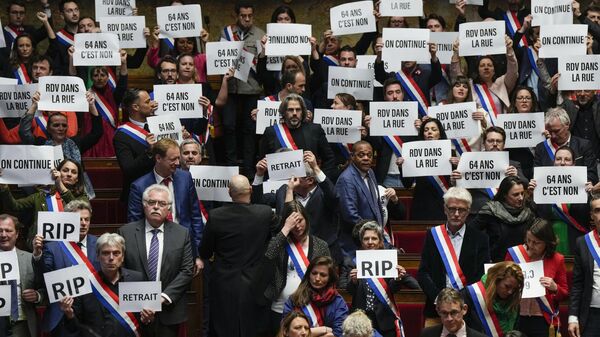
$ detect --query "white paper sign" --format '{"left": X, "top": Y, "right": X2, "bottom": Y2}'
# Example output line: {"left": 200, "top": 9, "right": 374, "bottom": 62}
{"left": 356, "top": 55, "right": 386, "bottom": 86}
{"left": 531, "top": 0, "right": 572, "bottom": 27}
{"left": 53, "top": 145, "right": 65, "bottom": 174}
{"left": 539, "top": 24, "right": 587, "bottom": 58}
{"left": 449, "top": 0, "right": 483, "bottom": 4}
{"left": 206, "top": 41, "right": 245, "bottom": 75}
{"left": 146, "top": 114, "right": 183, "bottom": 144}
{"left": 313, "top": 109, "right": 362, "bottom": 144}
{"left": 431, "top": 32, "right": 459, "bottom": 64}
{"left": 156, "top": 5, "right": 202, "bottom": 39}
{"left": 0, "top": 18, "right": 5, "bottom": 49}
{"left": 520, "top": 260, "right": 547, "bottom": 298}
{"left": 0, "top": 84, "right": 37, "bottom": 118}
{"left": 533, "top": 166, "right": 587, "bottom": 204}
{"left": 497, "top": 112, "right": 545, "bottom": 148}
{"left": 266, "top": 56, "right": 285, "bottom": 71}
{"left": 456, "top": 151, "right": 509, "bottom": 189}
{"left": 0, "top": 145, "right": 55, "bottom": 185}
{"left": 37, "top": 211, "right": 81, "bottom": 242}
{"left": 234, "top": 49, "right": 254, "bottom": 82}
{"left": 95, "top": 0, "right": 135, "bottom": 17}
{"left": 73, "top": 33, "right": 120, "bottom": 66}
{"left": 263, "top": 180, "right": 287, "bottom": 194}
{"left": 429, "top": 102, "right": 479, "bottom": 139}
{"left": 189, "top": 165, "right": 238, "bottom": 202}
{"left": 256, "top": 100, "right": 281, "bottom": 135}
{"left": 327, "top": 67, "right": 374, "bottom": 100}
{"left": 402, "top": 140, "right": 452, "bottom": 177}
{"left": 383, "top": 28, "right": 431, "bottom": 68}
{"left": 44, "top": 265, "right": 92, "bottom": 303}
{"left": 369, "top": 101, "right": 419, "bottom": 136}
{"left": 153, "top": 84, "right": 203, "bottom": 119}
{"left": 266, "top": 150, "right": 306, "bottom": 181}
{"left": 0, "top": 251, "right": 19, "bottom": 282}
{"left": 558, "top": 55, "right": 600, "bottom": 90}
{"left": 459, "top": 21, "right": 506, "bottom": 57}
{"left": 380, "top": 0, "right": 423, "bottom": 17}
{"left": 99, "top": 16, "right": 146, "bottom": 49}
{"left": 356, "top": 249, "right": 398, "bottom": 279}
{"left": 119, "top": 281, "right": 162, "bottom": 312}
{"left": 0, "top": 78, "right": 17, "bottom": 85}
{"left": 330, "top": 1, "right": 377, "bottom": 36}
{"left": 0, "top": 285, "right": 11, "bottom": 317}
{"left": 38, "top": 76, "right": 88, "bottom": 112}
{"left": 266, "top": 24, "right": 312, "bottom": 56}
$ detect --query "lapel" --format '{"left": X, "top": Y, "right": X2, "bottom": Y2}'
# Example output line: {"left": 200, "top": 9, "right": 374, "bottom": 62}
{"left": 351, "top": 164, "right": 378, "bottom": 214}
{"left": 134, "top": 222, "right": 150, "bottom": 277}
{"left": 86, "top": 235, "right": 97, "bottom": 265}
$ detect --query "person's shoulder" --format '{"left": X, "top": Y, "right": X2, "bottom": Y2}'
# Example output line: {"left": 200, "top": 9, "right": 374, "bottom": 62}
{"left": 466, "top": 325, "right": 488, "bottom": 337}
{"left": 16, "top": 248, "right": 33, "bottom": 259}
{"left": 311, "top": 235, "right": 329, "bottom": 250}
{"left": 121, "top": 267, "right": 145, "bottom": 282}
{"left": 419, "top": 325, "right": 442, "bottom": 337}
{"left": 120, "top": 220, "right": 144, "bottom": 233}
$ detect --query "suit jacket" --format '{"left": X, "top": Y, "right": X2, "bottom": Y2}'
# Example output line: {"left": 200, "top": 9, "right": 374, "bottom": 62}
{"left": 420, "top": 324, "right": 489, "bottom": 337}
{"left": 534, "top": 135, "right": 599, "bottom": 184}
{"left": 569, "top": 232, "right": 599, "bottom": 330}
{"left": 417, "top": 225, "right": 490, "bottom": 317}
{"left": 128, "top": 168, "right": 202, "bottom": 256}
{"left": 16, "top": 249, "right": 39, "bottom": 337}
{"left": 562, "top": 98, "right": 600, "bottom": 158}
{"left": 118, "top": 220, "right": 193, "bottom": 325}
{"left": 113, "top": 128, "right": 155, "bottom": 201}
{"left": 518, "top": 55, "right": 557, "bottom": 111}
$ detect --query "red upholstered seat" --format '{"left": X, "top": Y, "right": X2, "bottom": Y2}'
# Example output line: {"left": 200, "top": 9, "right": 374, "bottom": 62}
{"left": 398, "top": 303, "right": 425, "bottom": 337}
{"left": 394, "top": 231, "right": 426, "bottom": 254}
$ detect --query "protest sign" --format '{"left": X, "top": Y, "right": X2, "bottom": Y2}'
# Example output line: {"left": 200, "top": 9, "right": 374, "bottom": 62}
{"left": 263, "top": 180, "right": 287, "bottom": 195}
{"left": 73, "top": 33, "right": 120, "bottom": 66}
{"left": 153, "top": 84, "right": 203, "bottom": 119}
{"left": 402, "top": 140, "right": 452, "bottom": 177}
{"left": 531, "top": 0, "right": 572, "bottom": 26}
{"left": 521, "top": 260, "right": 546, "bottom": 298}
{"left": 119, "top": 281, "right": 162, "bottom": 312}
{"left": 266, "top": 150, "right": 306, "bottom": 181}
{"left": 382, "top": 28, "right": 431, "bottom": 67}
{"left": 456, "top": 151, "right": 509, "bottom": 189}
{"left": 53, "top": 146, "right": 64, "bottom": 171}
{"left": 256, "top": 100, "right": 281, "bottom": 135}
{"left": 0, "top": 78, "right": 17, "bottom": 85}
{"left": 533, "top": 166, "right": 587, "bottom": 204}
{"left": 431, "top": 32, "right": 459, "bottom": 64}
{"left": 38, "top": 76, "right": 88, "bottom": 112}
{"left": 558, "top": 55, "right": 600, "bottom": 90}
{"left": 44, "top": 265, "right": 92, "bottom": 303}
{"left": 266, "top": 23, "right": 312, "bottom": 56}
{"left": 428, "top": 102, "right": 479, "bottom": 139}
{"left": 356, "top": 55, "right": 386, "bottom": 86}
{"left": 146, "top": 114, "right": 183, "bottom": 144}
{"left": 459, "top": 21, "right": 506, "bottom": 56}
{"left": 156, "top": 5, "right": 202, "bottom": 39}
{"left": 327, "top": 67, "right": 374, "bottom": 100}
{"left": 0, "top": 145, "right": 55, "bottom": 185}
{"left": 99, "top": 16, "right": 146, "bottom": 49}
{"left": 37, "top": 211, "right": 81, "bottom": 242}
{"left": 206, "top": 41, "right": 245, "bottom": 75}
{"left": 0, "top": 285, "right": 10, "bottom": 317}
{"left": 379, "top": 0, "right": 423, "bottom": 17}
{"left": 313, "top": 109, "right": 362, "bottom": 144}
{"left": 0, "top": 83, "right": 37, "bottom": 118}
{"left": 0, "top": 251, "right": 19, "bottom": 282}
{"left": 539, "top": 24, "right": 587, "bottom": 58}
{"left": 95, "top": 0, "right": 135, "bottom": 17}
{"left": 266, "top": 56, "right": 285, "bottom": 71}
{"left": 356, "top": 249, "right": 398, "bottom": 279}
{"left": 369, "top": 101, "right": 419, "bottom": 136}
{"left": 233, "top": 49, "right": 254, "bottom": 82}
{"left": 330, "top": 1, "right": 376, "bottom": 36}
{"left": 497, "top": 113, "right": 545, "bottom": 148}
{"left": 189, "top": 165, "right": 238, "bottom": 202}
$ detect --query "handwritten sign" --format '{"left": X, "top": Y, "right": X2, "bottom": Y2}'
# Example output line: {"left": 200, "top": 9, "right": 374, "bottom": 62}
{"left": 313, "top": 109, "right": 362, "bottom": 144}
{"left": 383, "top": 28, "right": 431, "bottom": 68}
{"left": 38, "top": 76, "right": 88, "bottom": 112}
{"left": 266, "top": 23, "right": 312, "bottom": 56}
{"left": 431, "top": 32, "right": 459, "bottom": 64}
{"left": 0, "top": 83, "right": 37, "bottom": 118}
{"left": 233, "top": 49, "right": 254, "bottom": 82}
{"left": 206, "top": 41, "right": 244, "bottom": 75}
{"left": 558, "top": 55, "right": 600, "bottom": 90}
{"left": 369, "top": 101, "right": 418, "bottom": 136}
{"left": 0, "top": 145, "right": 55, "bottom": 185}
{"left": 44, "top": 265, "right": 92, "bottom": 303}
{"left": 497, "top": 113, "right": 545, "bottom": 148}
{"left": 266, "top": 150, "right": 306, "bottom": 181}
{"left": 533, "top": 166, "right": 587, "bottom": 204}
{"left": 263, "top": 180, "right": 287, "bottom": 194}
{"left": 95, "top": 0, "right": 135, "bottom": 17}
{"left": 0, "top": 285, "right": 10, "bottom": 316}
{"left": 531, "top": 0, "right": 572, "bottom": 26}
{"left": 539, "top": 24, "right": 587, "bottom": 58}
{"left": 119, "top": 281, "right": 162, "bottom": 312}
{"left": 330, "top": 1, "right": 376, "bottom": 36}
{"left": 146, "top": 114, "right": 183, "bottom": 144}
{"left": 456, "top": 151, "right": 509, "bottom": 189}
{"left": 99, "top": 16, "right": 146, "bottom": 49}
{"left": 428, "top": 102, "right": 479, "bottom": 139}
{"left": 0, "top": 251, "right": 19, "bottom": 282}
{"left": 327, "top": 67, "right": 374, "bottom": 100}
{"left": 153, "top": 84, "right": 203, "bottom": 119}
{"left": 73, "top": 33, "right": 120, "bottom": 66}
{"left": 356, "top": 249, "right": 398, "bottom": 279}
{"left": 402, "top": 140, "right": 452, "bottom": 177}
{"left": 156, "top": 5, "right": 202, "bottom": 39}
{"left": 380, "top": 0, "right": 423, "bottom": 17}
{"left": 189, "top": 165, "right": 238, "bottom": 202}
{"left": 37, "top": 211, "right": 81, "bottom": 242}
{"left": 520, "top": 260, "right": 546, "bottom": 298}
{"left": 459, "top": 21, "right": 506, "bottom": 57}
{"left": 256, "top": 100, "right": 281, "bottom": 135}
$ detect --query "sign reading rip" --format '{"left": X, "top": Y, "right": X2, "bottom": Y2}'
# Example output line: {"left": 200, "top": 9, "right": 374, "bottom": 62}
{"left": 356, "top": 249, "right": 398, "bottom": 279}
{"left": 44, "top": 265, "right": 92, "bottom": 303}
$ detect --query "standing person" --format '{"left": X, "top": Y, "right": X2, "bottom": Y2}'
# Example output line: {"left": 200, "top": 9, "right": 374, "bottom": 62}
{"left": 562, "top": 90, "right": 600, "bottom": 161}
{"left": 200, "top": 175, "right": 277, "bottom": 337}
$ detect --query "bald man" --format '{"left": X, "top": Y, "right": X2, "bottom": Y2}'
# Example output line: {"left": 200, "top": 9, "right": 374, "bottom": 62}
{"left": 199, "top": 175, "right": 277, "bottom": 337}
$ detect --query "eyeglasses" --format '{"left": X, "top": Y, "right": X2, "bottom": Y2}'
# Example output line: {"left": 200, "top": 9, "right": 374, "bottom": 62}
{"left": 485, "top": 139, "right": 504, "bottom": 144}
{"left": 437, "top": 310, "right": 462, "bottom": 318}
{"left": 446, "top": 207, "right": 469, "bottom": 215}
{"left": 161, "top": 69, "right": 177, "bottom": 74}
{"left": 144, "top": 199, "right": 170, "bottom": 208}
{"left": 516, "top": 96, "right": 532, "bottom": 101}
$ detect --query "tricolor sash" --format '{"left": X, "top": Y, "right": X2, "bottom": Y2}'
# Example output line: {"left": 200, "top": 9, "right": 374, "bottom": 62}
{"left": 4, "top": 26, "right": 19, "bottom": 46}
{"left": 206, "top": 103, "right": 215, "bottom": 138}
{"left": 163, "top": 37, "right": 175, "bottom": 50}
{"left": 584, "top": 230, "right": 600, "bottom": 269}
{"left": 264, "top": 95, "right": 278, "bottom": 102}
{"left": 45, "top": 192, "right": 64, "bottom": 212}
{"left": 285, "top": 239, "right": 310, "bottom": 279}
{"left": 116, "top": 122, "right": 149, "bottom": 146}
{"left": 274, "top": 123, "right": 299, "bottom": 150}
{"left": 56, "top": 29, "right": 74, "bottom": 47}
{"left": 526, "top": 47, "right": 540, "bottom": 78}
{"left": 485, "top": 188, "right": 498, "bottom": 200}
{"left": 59, "top": 241, "right": 140, "bottom": 336}
{"left": 223, "top": 25, "right": 242, "bottom": 41}
{"left": 366, "top": 278, "right": 405, "bottom": 337}
{"left": 542, "top": 139, "right": 558, "bottom": 161}
{"left": 107, "top": 67, "right": 117, "bottom": 91}
{"left": 552, "top": 203, "right": 588, "bottom": 233}
{"left": 337, "top": 143, "right": 352, "bottom": 160}
{"left": 452, "top": 138, "right": 472, "bottom": 156}
{"left": 430, "top": 225, "right": 467, "bottom": 289}
{"left": 467, "top": 281, "right": 503, "bottom": 337}
{"left": 198, "top": 200, "right": 209, "bottom": 226}
{"left": 426, "top": 175, "right": 449, "bottom": 197}
{"left": 323, "top": 55, "right": 339, "bottom": 67}
{"left": 13, "top": 64, "right": 31, "bottom": 84}
{"left": 383, "top": 136, "right": 403, "bottom": 157}
{"left": 301, "top": 302, "right": 324, "bottom": 327}
{"left": 396, "top": 71, "right": 428, "bottom": 117}
{"left": 93, "top": 92, "right": 117, "bottom": 128}
{"left": 507, "top": 244, "right": 529, "bottom": 263}
{"left": 474, "top": 83, "right": 499, "bottom": 126}
{"left": 503, "top": 11, "right": 528, "bottom": 48}
{"left": 35, "top": 114, "right": 48, "bottom": 136}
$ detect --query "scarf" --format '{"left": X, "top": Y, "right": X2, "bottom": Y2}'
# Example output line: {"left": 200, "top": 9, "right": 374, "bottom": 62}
{"left": 311, "top": 286, "right": 338, "bottom": 321}
{"left": 478, "top": 201, "right": 535, "bottom": 227}
{"left": 480, "top": 274, "right": 518, "bottom": 333}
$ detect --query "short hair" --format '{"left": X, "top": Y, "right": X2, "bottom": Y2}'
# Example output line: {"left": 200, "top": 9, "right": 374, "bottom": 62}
{"left": 8, "top": 1, "right": 25, "bottom": 11}
{"left": 474, "top": 56, "right": 499, "bottom": 84}
{"left": 342, "top": 310, "right": 374, "bottom": 337}
{"left": 383, "top": 78, "right": 403, "bottom": 94}
{"left": 64, "top": 200, "right": 92, "bottom": 214}
{"left": 484, "top": 126, "right": 506, "bottom": 143}
{"left": 504, "top": 331, "right": 528, "bottom": 337}
{"left": 96, "top": 233, "right": 126, "bottom": 256}
{"left": 180, "top": 138, "right": 201, "bottom": 152}
{"left": 281, "top": 69, "right": 302, "bottom": 88}
{"left": 0, "top": 214, "right": 21, "bottom": 232}
{"left": 60, "top": 0, "right": 79, "bottom": 12}
{"left": 152, "top": 138, "right": 179, "bottom": 158}
{"left": 353, "top": 220, "right": 384, "bottom": 247}
{"left": 277, "top": 312, "right": 311, "bottom": 337}
{"left": 335, "top": 93, "right": 357, "bottom": 110}
{"left": 585, "top": 4, "right": 600, "bottom": 16}
{"left": 509, "top": 86, "right": 540, "bottom": 113}
{"left": 278, "top": 93, "right": 307, "bottom": 120}
{"left": 351, "top": 140, "right": 373, "bottom": 154}
{"left": 339, "top": 45, "right": 356, "bottom": 57}
{"left": 142, "top": 184, "right": 173, "bottom": 204}
{"left": 545, "top": 107, "right": 570, "bottom": 126}
{"left": 527, "top": 218, "right": 558, "bottom": 258}
{"left": 30, "top": 54, "right": 54, "bottom": 72}
{"left": 435, "top": 287, "right": 465, "bottom": 307}
{"left": 555, "top": 145, "right": 575, "bottom": 162}
{"left": 443, "top": 187, "right": 472, "bottom": 208}
{"left": 122, "top": 88, "right": 142, "bottom": 111}
{"left": 590, "top": 192, "right": 600, "bottom": 209}
{"left": 235, "top": 2, "right": 254, "bottom": 14}
{"left": 270, "top": 5, "right": 296, "bottom": 23}
{"left": 418, "top": 118, "right": 448, "bottom": 140}
{"left": 425, "top": 13, "right": 446, "bottom": 30}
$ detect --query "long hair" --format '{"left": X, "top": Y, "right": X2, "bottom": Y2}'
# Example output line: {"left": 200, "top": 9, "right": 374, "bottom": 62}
{"left": 508, "top": 86, "right": 540, "bottom": 113}
{"left": 270, "top": 5, "right": 296, "bottom": 23}
{"left": 473, "top": 56, "right": 499, "bottom": 84}
{"left": 493, "top": 176, "right": 526, "bottom": 203}
{"left": 280, "top": 201, "right": 311, "bottom": 241}
{"left": 418, "top": 118, "right": 448, "bottom": 140}
{"left": 484, "top": 261, "right": 524, "bottom": 312}
{"left": 10, "top": 33, "right": 35, "bottom": 68}
{"left": 57, "top": 159, "right": 85, "bottom": 196}
{"left": 289, "top": 256, "right": 338, "bottom": 307}
{"left": 277, "top": 311, "right": 311, "bottom": 337}
{"left": 445, "top": 75, "right": 473, "bottom": 104}
{"left": 527, "top": 218, "right": 558, "bottom": 258}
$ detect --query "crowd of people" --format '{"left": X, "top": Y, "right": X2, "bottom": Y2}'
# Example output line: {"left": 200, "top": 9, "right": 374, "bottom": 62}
{"left": 1, "top": 0, "right": 600, "bottom": 337}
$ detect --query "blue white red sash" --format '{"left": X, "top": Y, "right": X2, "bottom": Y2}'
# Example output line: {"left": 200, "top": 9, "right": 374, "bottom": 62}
{"left": 107, "top": 67, "right": 117, "bottom": 91}
{"left": 323, "top": 55, "right": 339, "bottom": 67}
{"left": 58, "top": 241, "right": 140, "bottom": 336}
{"left": 223, "top": 25, "right": 242, "bottom": 41}
{"left": 56, "top": 29, "right": 74, "bottom": 47}
{"left": 584, "top": 230, "right": 600, "bottom": 269}
{"left": 45, "top": 192, "right": 64, "bottom": 212}
{"left": 337, "top": 143, "right": 352, "bottom": 160}
{"left": 467, "top": 281, "right": 503, "bottom": 337}
{"left": 264, "top": 95, "right": 278, "bottom": 102}
{"left": 503, "top": 11, "right": 528, "bottom": 48}
{"left": 4, "top": 26, "right": 19, "bottom": 46}
{"left": 93, "top": 92, "right": 117, "bottom": 128}
{"left": 474, "top": 83, "right": 499, "bottom": 126}
{"left": 116, "top": 122, "right": 149, "bottom": 147}
{"left": 542, "top": 139, "right": 558, "bottom": 161}
{"left": 396, "top": 71, "right": 428, "bottom": 117}
{"left": 285, "top": 239, "right": 310, "bottom": 279}
{"left": 430, "top": 225, "right": 467, "bottom": 289}
{"left": 301, "top": 302, "right": 324, "bottom": 327}
{"left": 198, "top": 200, "right": 209, "bottom": 225}
{"left": 274, "top": 123, "right": 298, "bottom": 150}
{"left": 525, "top": 47, "right": 540, "bottom": 78}
{"left": 507, "top": 244, "right": 529, "bottom": 263}
{"left": 485, "top": 188, "right": 498, "bottom": 200}
{"left": 426, "top": 175, "right": 449, "bottom": 197}
{"left": 552, "top": 203, "right": 588, "bottom": 233}
{"left": 366, "top": 278, "right": 405, "bottom": 337}
{"left": 451, "top": 138, "right": 472, "bottom": 156}
{"left": 13, "top": 64, "right": 31, "bottom": 84}
{"left": 35, "top": 114, "right": 48, "bottom": 136}
{"left": 383, "top": 136, "right": 403, "bottom": 157}
{"left": 163, "top": 37, "right": 175, "bottom": 50}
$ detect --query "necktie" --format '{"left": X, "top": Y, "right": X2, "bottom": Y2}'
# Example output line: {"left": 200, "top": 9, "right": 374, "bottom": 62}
{"left": 162, "top": 177, "right": 174, "bottom": 222}
{"left": 9, "top": 279, "right": 18, "bottom": 321}
{"left": 143, "top": 124, "right": 150, "bottom": 132}
{"left": 147, "top": 229, "right": 160, "bottom": 281}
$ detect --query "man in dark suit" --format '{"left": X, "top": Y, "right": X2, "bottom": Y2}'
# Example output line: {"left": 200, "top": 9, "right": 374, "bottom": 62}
{"left": 32, "top": 200, "right": 99, "bottom": 337}
{"left": 420, "top": 288, "right": 487, "bottom": 337}
{"left": 534, "top": 107, "right": 599, "bottom": 184}
{"left": 118, "top": 184, "right": 194, "bottom": 337}
{"left": 128, "top": 138, "right": 203, "bottom": 274}
{"left": 417, "top": 187, "right": 490, "bottom": 327}
{"left": 259, "top": 93, "right": 336, "bottom": 179}
{"left": 200, "top": 175, "right": 277, "bottom": 337}
{"left": 568, "top": 196, "right": 600, "bottom": 337}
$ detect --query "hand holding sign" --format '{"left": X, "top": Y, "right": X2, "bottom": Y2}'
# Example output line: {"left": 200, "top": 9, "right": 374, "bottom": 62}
{"left": 356, "top": 249, "right": 398, "bottom": 279}
{"left": 37, "top": 211, "right": 81, "bottom": 242}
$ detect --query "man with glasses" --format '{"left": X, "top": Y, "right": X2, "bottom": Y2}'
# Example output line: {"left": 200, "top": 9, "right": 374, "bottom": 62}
{"left": 2, "top": 1, "right": 51, "bottom": 57}
{"left": 420, "top": 288, "right": 487, "bottom": 337}
{"left": 562, "top": 90, "right": 600, "bottom": 161}
{"left": 417, "top": 187, "right": 490, "bottom": 328}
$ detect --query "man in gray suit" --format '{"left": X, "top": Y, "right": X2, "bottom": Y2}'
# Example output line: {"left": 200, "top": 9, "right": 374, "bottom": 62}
{"left": 118, "top": 184, "right": 194, "bottom": 337}
{"left": 0, "top": 214, "right": 43, "bottom": 337}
